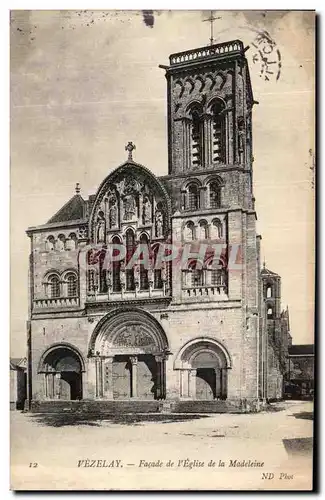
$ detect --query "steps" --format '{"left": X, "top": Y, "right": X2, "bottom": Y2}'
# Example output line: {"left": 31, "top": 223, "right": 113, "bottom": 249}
{"left": 29, "top": 399, "right": 240, "bottom": 415}
{"left": 173, "top": 400, "right": 235, "bottom": 414}
{"left": 30, "top": 400, "right": 160, "bottom": 414}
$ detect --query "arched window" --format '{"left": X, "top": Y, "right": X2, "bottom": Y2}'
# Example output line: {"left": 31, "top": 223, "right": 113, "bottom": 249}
{"left": 189, "top": 261, "right": 204, "bottom": 287}
{"left": 125, "top": 229, "right": 135, "bottom": 291}
{"left": 267, "top": 307, "right": 274, "bottom": 319}
{"left": 139, "top": 234, "right": 149, "bottom": 290}
{"left": 153, "top": 244, "right": 163, "bottom": 290}
{"left": 206, "top": 259, "right": 227, "bottom": 289}
{"left": 266, "top": 286, "right": 272, "bottom": 298}
{"left": 98, "top": 248, "right": 107, "bottom": 293}
{"left": 45, "top": 235, "right": 55, "bottom": 252}
{"left": 209, "top": 181, "right": 221, "bottom": 208}
{"left": 211, "top": 268, "right": 223, "bottom": 286}
{"left": 66, "top": 272, "right": 78, "bottom": 297}
{"left": 56, "top": 234, "right": 66, "bottom": 251}
{"left": 184, "top": 221, "right": 195, "bottom": 240}
{"left": 188, "top": 183, "right": 200, "bottom": 211}
{"left": 66, "top": 233, "right": 77, "bottom": 251}
{"left": 198, "top": 220, "right": 208, "bottom": 240}
{"left": 48, "top": 274, "right": 60, "bottom": 298}
{"left": 112, "top": 236, "right": 121, "bottom": 292}
{"left": 192, "top": 269, "right": 204, "bottom": 288}
{"left": 190, "top": 107, "right": 203, "bottom": 167}
{"left": 211, "top": 219, "right": 223, "bottom": 239}
{"left": 211, "top": 100, "right": 226, "bottom": 163}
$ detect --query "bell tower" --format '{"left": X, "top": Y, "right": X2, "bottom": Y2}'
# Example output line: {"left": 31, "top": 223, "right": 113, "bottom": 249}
{"left": 160, "top": 40, "right": 254, "bottom": 176}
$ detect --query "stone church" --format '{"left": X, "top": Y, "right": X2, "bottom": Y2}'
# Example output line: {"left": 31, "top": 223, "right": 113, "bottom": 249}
{"left": 26, "top": 39, "right": 291, "bottom": 412}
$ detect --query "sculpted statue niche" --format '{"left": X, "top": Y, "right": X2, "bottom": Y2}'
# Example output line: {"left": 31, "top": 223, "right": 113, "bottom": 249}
{"left": 155, "top": 203, "right": 164, "bottom": 238}
{"left": 114, "top": 175, "right": 142, "bottom": 222}
{"left": 142, "top": 195, "right": 152, "bottom": 225}
{"left": 96, "top": 210, "right": 106, "bottom": 243}
{"left": 108, "top": 196, "right": 118, "bottom": 228}
{"left": 123, "top": 193, "right": 137, "bottom": 221}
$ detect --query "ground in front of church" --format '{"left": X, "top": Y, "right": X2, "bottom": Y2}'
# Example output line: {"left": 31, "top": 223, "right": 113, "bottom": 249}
{"left": 10, "top": 400, "right": 313, "bottom": 491}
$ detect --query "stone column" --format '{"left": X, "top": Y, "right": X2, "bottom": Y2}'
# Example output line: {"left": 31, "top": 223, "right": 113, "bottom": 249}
{"left": 155, "top": 354, "right": 167, "bottom": 399}
{"left": 215, "top": 368, "right": 221, "bottom": 399}
{"left": 155, "top": 355, "right": 162, "bottom": 399}
{"left": 45, "top": 373, "right": 54, "bottom": 399}
{"left": 134, "top": 264, "right": 140, "bottom": 298}
{"left": 161, "top": 356, "right": 167, "bottom": 399}
{"left": 50, "top": 373, "right": 55, "bottom": 399}
{"left": 54, "top": 373, "right": 61, "bottom": 400}
{"left": 130, "top": 356, "right": 138, "bottom": 398}
{"left": 203, "top": 113, "right": 213, "bottom": 167}
{"left": 148, "top": 267, "right": 153, "bottom": 298}
{"left": 180, "top": 369, "right": 190, "bottom": 399}
{"left": 207, "top": 222, "right": 211, "bottom": 239}
{"left": 106, "top": 270, "right": 112, "bottom": 300}
{"left": 61, "top": 280, "right": 68, "bottom": 298}
{"left": 227, "top": 108, "right": 233, "bottom": 164}
{"left": 102, "top": 357, "right": 114, "bottom": 399}
{"left": 199, "top": 186, "right": 206, "bottom": 210}
{"left": 44, "top": 373, "right": 48, "bottom": 399}
{"left": 95, "top": 356, "right": 102, "bottom": 399}
{"left": 180, "top": 189, "right": 187, "bottom": 211}
{"left": 221, "top": 368, "right": 228, "bottom": 399}
{"left": 139, "top": 194, "right": 144, "bottom": 225}
{"left": 189, "top": 369, "right": 197, "bottom": 400}
{"left": 182, "top": 118, "right": 191, "bottom": 170}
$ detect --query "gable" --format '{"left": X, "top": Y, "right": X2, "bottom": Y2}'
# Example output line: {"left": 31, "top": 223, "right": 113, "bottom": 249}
{"left": 47, "top": 195, "right": 85, "bottom": 224}
{"left": 89, "top": 161, "right": 171, "bottom": 243}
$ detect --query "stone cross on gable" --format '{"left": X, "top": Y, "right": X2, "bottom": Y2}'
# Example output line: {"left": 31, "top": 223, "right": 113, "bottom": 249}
{"left": 125, "top": 141, "right": 136, "bottom": 161}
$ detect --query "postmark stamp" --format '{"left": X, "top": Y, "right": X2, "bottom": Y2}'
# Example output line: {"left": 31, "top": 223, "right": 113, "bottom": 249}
{"left": 250, "top": 29, "right": 282, "bottom": 82}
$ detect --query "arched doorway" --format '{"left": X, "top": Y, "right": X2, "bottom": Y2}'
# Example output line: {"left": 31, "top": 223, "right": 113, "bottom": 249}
{"left": 193, "top": 351, "right": 222, "bottom": 400}
{"left": 39, "top": 344, "right": 85, "bottom": 400}
{"left": 89, "top": 308, "right": 169, "bottom": 401}
{"left": 175, "top": 338, "right": 231, "bottom": 400}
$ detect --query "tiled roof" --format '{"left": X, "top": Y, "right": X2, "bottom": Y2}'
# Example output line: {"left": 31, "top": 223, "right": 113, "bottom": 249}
{"left": 10, "top": 357, "right": 27, "bottom": 370}
{"left": 289, "top": 344, "right": 314, "bottom": 356}
{"left": 261, "top": 267, "right": 280, "bottom": 277}
{"left": 47, "top": 195, "right": 85, "bottom": 224}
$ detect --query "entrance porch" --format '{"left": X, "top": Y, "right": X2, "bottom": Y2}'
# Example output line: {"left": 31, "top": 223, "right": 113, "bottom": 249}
{"left": 89, "top": 307, "right": 170, "bottom": 401}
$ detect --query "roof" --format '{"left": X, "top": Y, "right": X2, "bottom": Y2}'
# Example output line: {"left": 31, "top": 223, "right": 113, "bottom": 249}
{"left": 261, "top": 266, "right": 280, "bottom": 277}
{"left": 289, "top": 344, "right": 314, "bottom": 356}
{"left": 10, "top": 357, "right": 27, "bottom": 370}
{"left": 47, "top": 194, "right": 85, "bottom": 224}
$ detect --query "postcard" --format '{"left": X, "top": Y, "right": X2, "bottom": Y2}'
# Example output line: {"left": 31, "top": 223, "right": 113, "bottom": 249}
{"left": 10, "top": 10, "right": 315, "bottom": 491}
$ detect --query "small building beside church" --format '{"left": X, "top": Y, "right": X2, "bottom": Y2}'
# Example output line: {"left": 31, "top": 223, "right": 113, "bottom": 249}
{"left": 285, "top": 344, "right": 314, "bottom": 399}
{"left": 26, "top": 39, "right": 291, "bottom": 412}
{"left": 10, "top": 357, "right": 27, "bottom": 410}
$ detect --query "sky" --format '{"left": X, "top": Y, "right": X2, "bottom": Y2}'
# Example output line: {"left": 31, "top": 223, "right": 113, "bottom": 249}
{"left": 10, "top": 10, "right": 315, "bottom": 356}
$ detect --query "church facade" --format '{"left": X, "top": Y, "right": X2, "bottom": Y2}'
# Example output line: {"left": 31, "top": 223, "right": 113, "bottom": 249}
{"left": 26, "top": 39, "right": 290, "bottom": 412}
